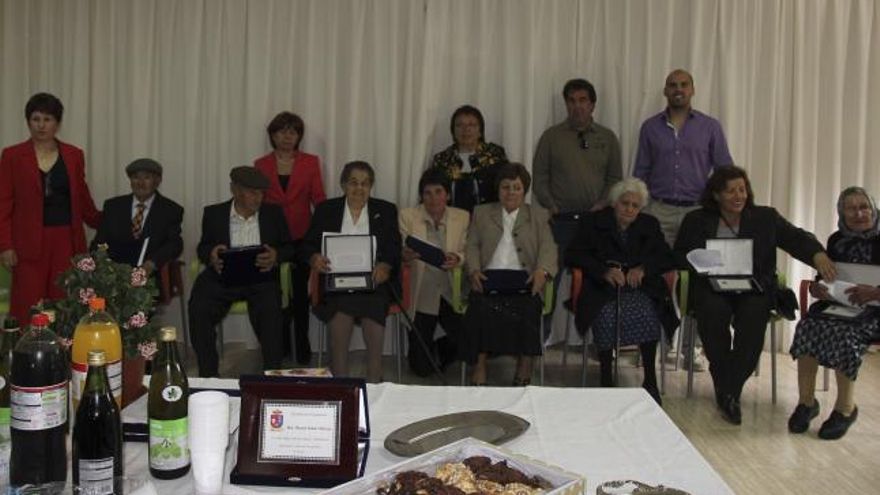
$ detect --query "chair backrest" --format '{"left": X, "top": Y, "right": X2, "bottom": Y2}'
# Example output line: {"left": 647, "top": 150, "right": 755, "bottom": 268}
{"left": 158, "top": 260, "right": 185, "bottom": 305}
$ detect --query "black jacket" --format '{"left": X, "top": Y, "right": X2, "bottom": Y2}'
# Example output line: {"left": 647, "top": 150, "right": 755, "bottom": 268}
{"left": 300, "top": 196, "right": 402, "bottom": 290}
{"left": 566, "top": 207, "right": 679, "bottom": 339}
{"left": 196, "top": 200, "right": 295, "bottom": 281}
{"left": 674, "top": 205, "right": 825, "bottom": 299}
{"left": 91, "top": 192, "right": 184, "bottom": 269}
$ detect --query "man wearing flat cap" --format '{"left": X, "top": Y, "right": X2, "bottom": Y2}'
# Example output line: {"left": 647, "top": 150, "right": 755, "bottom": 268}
{"left": 188, "top": 166, "right": 295, "bottom": 377}
{"left": 92, "top": 158, "right": 184, "bottom": 274}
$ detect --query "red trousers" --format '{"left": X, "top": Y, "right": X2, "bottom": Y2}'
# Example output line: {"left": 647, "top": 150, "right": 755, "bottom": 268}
{"left": 10, "top": 225, "right": 74, "bottom": 324}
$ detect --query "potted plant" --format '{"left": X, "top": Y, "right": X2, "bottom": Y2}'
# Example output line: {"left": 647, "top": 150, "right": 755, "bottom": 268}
{"left": 47, "top": 245, "right": 160, "bottom": 405}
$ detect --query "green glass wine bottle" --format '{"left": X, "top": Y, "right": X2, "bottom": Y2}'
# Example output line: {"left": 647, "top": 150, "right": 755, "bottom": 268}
{"left": 72, "top": 349, "right": 124, "bottom": 494}
{"left": 148, "top": 326, "right": 190, "bottom": 479}
{"left": 0, "top": 316, "right": 20, "bottom": 486}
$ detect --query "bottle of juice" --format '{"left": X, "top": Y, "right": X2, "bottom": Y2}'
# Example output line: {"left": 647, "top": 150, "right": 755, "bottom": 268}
{"left": 71, "top": 297, "right": 123, "bottom": 411}
{"left": 0, "top": 316, "right": 20, "bottom": 486}
{"left": 10, "top": 313, "right": 68, "bottom": 487}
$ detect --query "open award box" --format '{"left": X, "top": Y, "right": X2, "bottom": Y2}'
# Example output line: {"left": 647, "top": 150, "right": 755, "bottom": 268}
{"left": 230, "top": 374, "right": 370, "bottom": 488}
{"left": 322, "top": 437, "right": 584, "bottom": 495}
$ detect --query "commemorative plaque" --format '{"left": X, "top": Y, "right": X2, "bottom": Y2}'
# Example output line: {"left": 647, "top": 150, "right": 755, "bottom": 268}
{"left": 323, "top": 234, "right": 375, "bottom": 293}
{"left": 230, "top": 375, "right": 369, "bottom": 488}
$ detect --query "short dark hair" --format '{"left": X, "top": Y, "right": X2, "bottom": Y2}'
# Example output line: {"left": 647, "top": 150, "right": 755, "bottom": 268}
{"left": 700, "top": 165, "right": 755, "bottom": 211}
{"left": 495, "top": 162, "right": 531, "bottom": 195}
{"left": 266, "top": 111, "right": 305, "bottom": 149}
{"left": 340, "top": 161, "right": 375, "bottom": 188}
{"left": 25, "top": 93, "right": 64, "bottom": 122}
{"left": 418, "top": 168, "right": 451, "bottom": 198}
{"left": 562, "top": 78, "right": 596, "bottom": 103}
{"left": 449, "top": 105, "right": 485, "bottom": 144}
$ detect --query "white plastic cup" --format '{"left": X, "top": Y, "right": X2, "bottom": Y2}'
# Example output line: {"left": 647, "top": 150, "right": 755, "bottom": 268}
{"left": 188, "top": 391, "right": 230, "bottom": 451}
{"left": 191, "top": 450, "right": 226, "bottom": 494}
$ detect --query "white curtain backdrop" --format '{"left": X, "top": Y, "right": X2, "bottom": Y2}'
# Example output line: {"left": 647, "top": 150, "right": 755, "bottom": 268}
{"left": 2, "top": 0, "right": 879, "bottom": 342}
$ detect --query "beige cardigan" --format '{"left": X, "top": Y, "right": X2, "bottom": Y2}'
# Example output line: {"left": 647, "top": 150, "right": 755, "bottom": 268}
{"left": 465, "top": 202, "right": 558, "bottom": 278}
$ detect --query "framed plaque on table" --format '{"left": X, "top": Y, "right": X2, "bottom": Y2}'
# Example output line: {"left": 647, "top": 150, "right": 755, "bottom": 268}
{"left": 230, "top": 374, "right": 370, "bottom": 488}
{"left": 323, "top": 234, "right": 376, "bottom": 293}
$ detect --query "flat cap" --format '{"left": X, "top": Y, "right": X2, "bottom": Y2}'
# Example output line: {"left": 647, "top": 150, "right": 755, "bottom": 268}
{"left": 230, "top": 166, "right": 270, "bottom": 190}
{"left": 125, "top": 158, "right": 163, "bottom": 177}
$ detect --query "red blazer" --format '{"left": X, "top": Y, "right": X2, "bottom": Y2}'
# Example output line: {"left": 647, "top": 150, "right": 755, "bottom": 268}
{"left": 254, "top": 151, "right": 326, "bottom": 240}
{"left": 0, "top": 139, "right": 101, "bottom": 261}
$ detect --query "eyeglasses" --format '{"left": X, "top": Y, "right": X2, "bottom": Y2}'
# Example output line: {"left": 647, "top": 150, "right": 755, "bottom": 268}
{"left": 577, "top": 131, "right": 589, "bottom": 150}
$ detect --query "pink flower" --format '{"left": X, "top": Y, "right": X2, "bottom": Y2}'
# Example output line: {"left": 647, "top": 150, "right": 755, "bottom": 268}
{"left": 130, "top": 267, "right": 148, "bottom": 287}
{"left": 138, "top": 341, "right": 158, "bottom": 360}
{"left": 127, "top": 311, "right": 148, "bottom": 328}
{"left": 78, "top": 288, "right": 96, "bottom": 304}
{"left": 76, "top": 257, "right": 96, "bottom": 272}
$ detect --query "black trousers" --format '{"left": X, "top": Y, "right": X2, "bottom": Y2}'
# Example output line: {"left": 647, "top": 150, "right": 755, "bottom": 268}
{"left": 282, "top": 260, "right": 311, "bottom": 359}
{"left": 188, "top": 271, "right": 284, "bottom": 377}
{"left": 409, "top": 299, "right": 463, "bottom": 377}
{"left": 694, "top": 287, "right": 773, "bottom": 398}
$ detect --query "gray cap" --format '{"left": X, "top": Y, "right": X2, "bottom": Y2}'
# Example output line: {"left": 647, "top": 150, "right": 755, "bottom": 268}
{"left": 125, "top": 158, "right": 163, "bottom": 177}
{"left": 125, "top": 158, "right": 162, "bottom": 177}
{"left": 230, "top": 166, "right": 270, "bottom": 190}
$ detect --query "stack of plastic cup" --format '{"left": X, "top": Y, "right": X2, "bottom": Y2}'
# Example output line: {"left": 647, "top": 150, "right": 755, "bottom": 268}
{"left": 188, "top": 391, "right": 230, "bottom": 494}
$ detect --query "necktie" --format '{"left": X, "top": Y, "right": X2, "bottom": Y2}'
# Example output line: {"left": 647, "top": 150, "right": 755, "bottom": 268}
{"left": 132, "top": 203, "right": 146, "bottom": 239}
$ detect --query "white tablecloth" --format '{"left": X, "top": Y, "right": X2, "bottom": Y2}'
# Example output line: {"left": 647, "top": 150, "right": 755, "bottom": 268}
{"left": 122, "top": 380, "right": 733, "bottom": 494}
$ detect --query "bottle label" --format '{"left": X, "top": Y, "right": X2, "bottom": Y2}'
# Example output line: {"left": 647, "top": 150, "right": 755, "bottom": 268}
{"left": 78, "top": 456, "right": 115, "bottom": 494}
{"left": 72, "top": 360, "right": 123, "bottom": 403}
{"left": 149, "top": 417, "right": 190, "bottom": 470}
{"left": 10, "top": 381, "right": 68, "bottom": 430}
{"left": 0, "top": 376, "right": 5, "bottom": 391}
{"left": 0, "top": 407, "right": 9, "bottom": 426}
{"left": 162, "top": 385, "right": 184, "bottom": 402}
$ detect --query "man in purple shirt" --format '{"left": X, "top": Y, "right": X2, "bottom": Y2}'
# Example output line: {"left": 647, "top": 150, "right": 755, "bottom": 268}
{"left": 633, "top": 69, "right": 734, "bottom": 371}
{"left": 633, "top": 69, "right": 733, "bottom": 246}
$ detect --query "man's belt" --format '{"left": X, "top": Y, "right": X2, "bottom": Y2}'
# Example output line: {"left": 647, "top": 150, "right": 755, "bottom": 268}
{"left": 654, "top": 197, "right": 698, "bottom": 207}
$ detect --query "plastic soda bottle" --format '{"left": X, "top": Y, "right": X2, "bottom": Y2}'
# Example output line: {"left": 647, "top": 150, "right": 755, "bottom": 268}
{"left": 71, "top": 297, "right": 123, "bottom": 411}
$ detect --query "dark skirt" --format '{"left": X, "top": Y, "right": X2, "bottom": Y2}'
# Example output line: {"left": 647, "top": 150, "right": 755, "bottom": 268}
{"left": 462, "top": 292, "right": 543, "bottom": 362}
{"left": 789, "top": 306, "right": 880, "bottom": 381}
{"left": 591, "top": 288, "right": 661, "bottom": 351}
{"left": 313, "top": 285, "right": 392, "bottom": 325}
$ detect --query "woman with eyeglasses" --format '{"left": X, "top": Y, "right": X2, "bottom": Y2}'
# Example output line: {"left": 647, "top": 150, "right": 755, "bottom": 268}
{"left": 430, "top": 105, "right": 507, "bottom": 212}
{"left": 300, "top": 161, "right": 401, "bottom": 382}
{"left": 788, "top": 187, "right": 880, "bottom": 440}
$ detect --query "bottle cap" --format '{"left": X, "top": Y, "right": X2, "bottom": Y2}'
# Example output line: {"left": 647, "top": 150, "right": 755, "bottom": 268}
{"left": 89, "top": 297, "right": 106, "bottom": 311}
{"left": 159, "top": 326, "right": 178, "bottom": 342}
{"left": 87, "top": 349, "right": 107, "bottom": 366}
{"left": 30, "top": 313, "right": 50, "bottom": 327}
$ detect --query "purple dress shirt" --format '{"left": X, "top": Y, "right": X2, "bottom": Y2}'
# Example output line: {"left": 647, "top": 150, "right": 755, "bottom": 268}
{"left": 633, "top": 110, "right": 733, "bottom": 203}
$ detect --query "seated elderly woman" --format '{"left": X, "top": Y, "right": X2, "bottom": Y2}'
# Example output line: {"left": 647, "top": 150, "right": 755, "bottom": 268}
{"left": 789, "top": 186, "right": 880, "bottom": 440}
{"left": 430, "top": 104, "right": 508, "bottom": 212}
{"left": 675, "top": 165, "right": 836, "bottom": 425}
{"left": 300, "top": 161, "right": 401, "bottom": 382}
{"left": 463, "top": 163, "right": 557, "bottom": 386}
{"left": 566, "top": 178, "right": 678, "bottom": 404}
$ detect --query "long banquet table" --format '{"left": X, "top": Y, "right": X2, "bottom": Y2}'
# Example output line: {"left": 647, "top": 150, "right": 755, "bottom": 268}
{"left": 122, "top": 380, "right": 733, "bottom": 494}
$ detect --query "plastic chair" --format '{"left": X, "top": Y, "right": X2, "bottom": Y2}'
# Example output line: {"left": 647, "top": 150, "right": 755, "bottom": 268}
{"left": 158, "top": 260, "right": 190, "bottom": 359}
{"left": 190, "top": 260, "right": 292, "bottom": 359}
{"left": 798, "top": 279, "right": 831, "bottom": 391}
{"left": 310, "top": 264, "right": 410, "bottom": 382}
{"left": 451, "top": 267, "right": 554, "bottom": 386}
{"left": 570, "top": 268, "right": 677, "bottom": 393}
{"left": 679, "top": 270, "right": 785, "bottom": 402}
{"left": 0, "top": 267, "right": 11, "bottom": 319}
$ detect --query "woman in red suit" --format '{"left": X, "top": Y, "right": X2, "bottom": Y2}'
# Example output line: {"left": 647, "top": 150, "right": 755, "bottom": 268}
{"left": 0, "top": 93, "right": 101, "bottom": 323}
{"left": 254, "top": 111, "right": 326, "bottom": 364}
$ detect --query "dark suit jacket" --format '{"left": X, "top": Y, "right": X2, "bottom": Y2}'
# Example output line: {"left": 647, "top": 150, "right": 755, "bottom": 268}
{"left": 300, "top": 196, "right": 401, "bottom": 288}
{"left": 567, "top": 207, "right": 679, "bottom": 338}
{"left": 674, "top": 205, "right": 825, "bottom": 298}
{"left": 91, "top": 192, "right": 184, "bottom": 269}
{"left": 196, "top": 200, "right": 295, "bottom": 281}
{"left": 0, "top": 139, "right": 101, "bottom": 260}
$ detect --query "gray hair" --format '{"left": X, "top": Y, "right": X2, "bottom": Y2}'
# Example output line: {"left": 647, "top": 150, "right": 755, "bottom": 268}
{"left": 607, "top": 177, "right": 649, "bottom": 207}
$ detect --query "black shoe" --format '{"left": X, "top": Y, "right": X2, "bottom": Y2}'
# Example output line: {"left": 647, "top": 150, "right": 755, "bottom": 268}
{"left": 818, "top": 407, "right": 858, "bottom": 440}
{"left": 719, "top": 394, "right": 742, "bottom": 425}
{"left": 788, "top": 400, "right": 820, "bottom": 433}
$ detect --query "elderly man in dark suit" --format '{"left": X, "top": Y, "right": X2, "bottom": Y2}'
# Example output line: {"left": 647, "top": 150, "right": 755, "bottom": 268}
{"left": 91, "top": 158, "right": 184, "bottom": 274}
{"left": 188, "top": 166, "right": 295, "bottom": 377}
